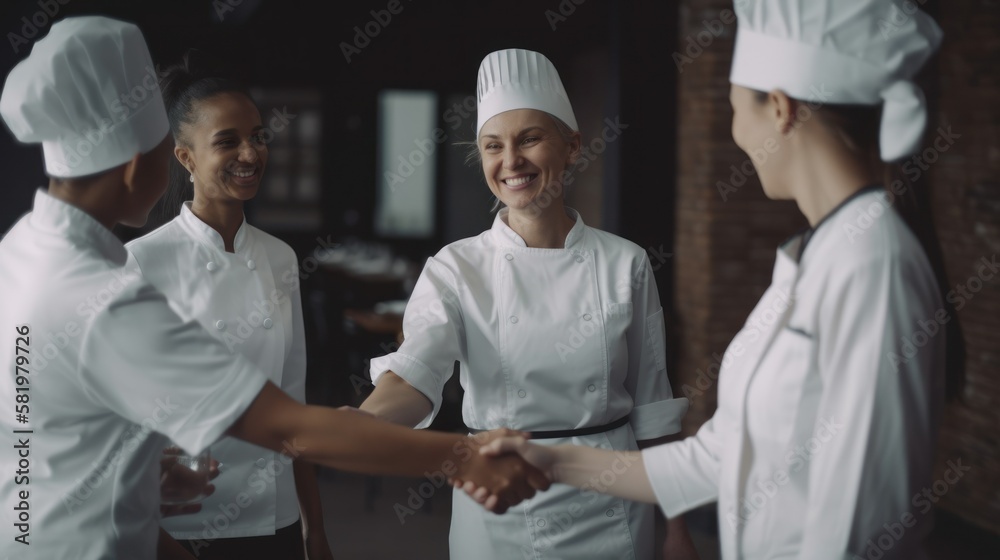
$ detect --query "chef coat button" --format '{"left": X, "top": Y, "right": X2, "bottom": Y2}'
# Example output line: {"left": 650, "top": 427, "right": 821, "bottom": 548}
{"left": 255, "top": 458, "right": 267, "bottom": 468}
{"left": 536, "top": 519, "right": 546, "bottom": 528}
{"left": 247, "top": 259, "right": 256, "bottom": 270}
{"left": 262, "top": 318, "right": 273, "bottom": 329}
{"left": 509, "top": 316, "right": 518, "bottom": 324}
{"left": 583, "top": 313, "right": 592, "bottom": 321}
{"left": 575, "top": 255, "right": 584, "bottom": 263}
{"left": 606, "top": 509, "right": 615, "bottom": 517}
{"left": 518, "top": 389, "right": 527, "bottom": 398}
{"left": 215, "top": 320, "right": 225, "bottom": 331}
{"left": 505, "top": 253, "right": 513, "bottom": 261}
{"left": 206, "top": 261, "right": 217, "bottom": 272}
{"left": 588, "top": 384, "right": 596, "bottom": 392}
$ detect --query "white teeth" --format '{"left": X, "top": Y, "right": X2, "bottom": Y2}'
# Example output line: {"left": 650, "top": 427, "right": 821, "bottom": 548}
{"left": 504, "top": 176, "right": 533, "bottom": 186}
{"left": 232, "top": 169, "right": 255, "bottom": 178}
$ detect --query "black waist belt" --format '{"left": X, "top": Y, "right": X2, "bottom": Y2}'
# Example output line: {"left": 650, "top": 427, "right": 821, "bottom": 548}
{"left": 468, "top": 415, "right": 630, "bottom": 440}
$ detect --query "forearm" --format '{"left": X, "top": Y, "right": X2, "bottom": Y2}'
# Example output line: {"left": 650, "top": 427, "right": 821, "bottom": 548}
{"left": 550, "top": 445, "right": 657, "bottom": 504}
{"left": 157, "top": 527, "right": 195, "bottom": 560}
{"left": 359, "top": 371, "right": 433, "bottom": 427}
{"left": 289, "top": 404, "right": 467, "bottom": 476}
{"left": 293, "top": 459, "right": 326, "bottom": 536}
{"left": 228, "top": 383, "right": 468, "bottom": 478}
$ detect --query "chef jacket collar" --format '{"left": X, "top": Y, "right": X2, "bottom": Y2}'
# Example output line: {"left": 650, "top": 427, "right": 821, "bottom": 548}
{"left": 178, "top": 201, "right": 250, "bottom": 254}
{"left": 491, "top": 207, "right": 586, "bottom": 249}
{"left": 792, "top": 184, "right": 884, "bottom": 262}
{"left": 29, "top": 188, "right": 128, "bottom": 265}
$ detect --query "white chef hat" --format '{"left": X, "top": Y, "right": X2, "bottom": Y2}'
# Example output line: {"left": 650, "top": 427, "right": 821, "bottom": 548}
{"left": 730, "top": 0, "right": 942, "bottom": 161}
{"left": 476, "top": 48, "right": 579, "bottom": 136}
{"left": 0, "top": 16, "right": 169, "bottom": 178}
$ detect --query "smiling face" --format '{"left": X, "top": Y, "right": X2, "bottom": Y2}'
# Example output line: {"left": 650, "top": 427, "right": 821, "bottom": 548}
{"left": 478, "top": 109, "right": 580, "bottom": 214}
{"left": 174, "top": 91, "right": 266, "bottom": 205}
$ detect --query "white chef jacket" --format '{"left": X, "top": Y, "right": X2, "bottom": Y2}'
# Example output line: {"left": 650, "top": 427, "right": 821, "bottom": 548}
{"left": 370, "top": 207, "right": 689, "bottom": 559}
{"left": 125, "top": 202, "right": 306, "bottom": 539}
{"left": 0, "top": 190, "right": 269, "bottom": 560}
{"left": 643, "top": 187, "right": 946, "bottom": 559}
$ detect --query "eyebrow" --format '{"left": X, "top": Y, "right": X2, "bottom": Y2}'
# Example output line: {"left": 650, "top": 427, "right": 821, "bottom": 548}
{"left": 212, "top": 126, "right": 264, "bottom": 138}
{"left": 480, "top": 126, "right": 547, "bottom": 140}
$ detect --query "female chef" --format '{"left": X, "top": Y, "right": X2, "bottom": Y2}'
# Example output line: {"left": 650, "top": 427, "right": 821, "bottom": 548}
{"left": 464, "top": 1, "right": 966, "bottom": 559}
{"left": 124, "top": 54, "right": 331, "bottom": 559}
{"left": 0, "top": 17, "right": 547, "bottom": 560}
{"left": 359, "top": 48, "right": 695, "bottom": 559}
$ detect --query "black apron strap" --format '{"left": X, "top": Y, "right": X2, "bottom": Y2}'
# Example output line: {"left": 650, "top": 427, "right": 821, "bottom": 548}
{"left": 468, "top": 415, "right": 630, "bottom": 440}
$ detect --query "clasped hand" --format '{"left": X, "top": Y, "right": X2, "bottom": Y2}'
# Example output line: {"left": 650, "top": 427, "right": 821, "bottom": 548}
{"left": 449, "top": 430, "right": 552, "bottom": 514}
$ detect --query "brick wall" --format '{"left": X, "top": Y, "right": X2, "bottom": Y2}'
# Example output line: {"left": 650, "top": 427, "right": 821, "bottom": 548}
{"left": 925, "top": 0, "right": 1000, "bottom": 536}
{"left": 673, "top": 0, "right": 999, "bottom": 535}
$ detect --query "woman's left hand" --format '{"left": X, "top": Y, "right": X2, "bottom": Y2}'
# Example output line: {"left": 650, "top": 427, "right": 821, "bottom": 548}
{"left": 159, "top": 450, "right": 220, "bottom": 518}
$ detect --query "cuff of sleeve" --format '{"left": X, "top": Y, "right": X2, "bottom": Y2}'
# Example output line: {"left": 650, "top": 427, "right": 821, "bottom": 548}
{"left": 641, "top": 444, "right": 708, "bottom": 518}
{"left": 175, "top": 366, "right": 270, "bottom": 456}
{"left": 370, "top": 353, "right": 443, "bottom": 429}
{"left": 631, "top": 397, "right": 689, "bottom": 440}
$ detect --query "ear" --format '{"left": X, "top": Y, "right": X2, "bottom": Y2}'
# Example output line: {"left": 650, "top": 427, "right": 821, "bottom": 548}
{"left": 768, "top": 89, "right": 798, "bottom": 136}
{"left": 174, "top": 144, "right": 193, "bottom": 175}
{"left": 120, "top": 152, "right": 143, "bottom": 195}
{"left": 566, "top": 130, "right": 583, "bottom": 165}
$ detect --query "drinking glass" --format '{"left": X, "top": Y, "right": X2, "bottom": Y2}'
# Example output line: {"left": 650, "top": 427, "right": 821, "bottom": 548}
{"left": 160, "top": 444, "right": 212, "bottom": 506}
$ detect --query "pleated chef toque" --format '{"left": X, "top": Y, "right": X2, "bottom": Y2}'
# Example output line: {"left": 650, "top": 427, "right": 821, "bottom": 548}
{"left": 0, "top": 16, "right": 169, "bottom": 178}
{"left": 476, "top": 48, "right": 579, "bottom": 136}
{"left": 730, "top": 0, "right": 942, "bottom": 161}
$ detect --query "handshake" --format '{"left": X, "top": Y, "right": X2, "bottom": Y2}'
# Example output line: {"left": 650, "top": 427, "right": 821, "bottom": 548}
{"left": 443, "top": 429, "right": 555, "bottom": 513}
{"left": 157, "top": 405, "right": 563, "bottom": 516}
{"left": 449, "top": 432, "right": 652, "bottom": 510}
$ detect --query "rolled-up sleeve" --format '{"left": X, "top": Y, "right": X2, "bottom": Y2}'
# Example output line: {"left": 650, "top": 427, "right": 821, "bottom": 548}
{"left": 369, "top": 257, "right": 465, "bottom": 429}
{"left": 625, "top": 255, "right": 688, "bottom": 440}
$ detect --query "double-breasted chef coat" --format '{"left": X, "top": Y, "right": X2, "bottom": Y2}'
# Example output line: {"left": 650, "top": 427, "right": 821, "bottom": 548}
{"left": 371, "top": 207, "right": 690, "bottom": 559}
{"left": 643, "top": 186, "right": 947, "bottom": 559}
{"left": 126, "top": 201, "right": 307, "bottom": 539}
{"left": 0, "top": 190, "right": 269, "bottom": 559}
